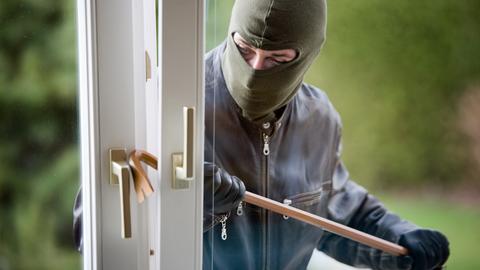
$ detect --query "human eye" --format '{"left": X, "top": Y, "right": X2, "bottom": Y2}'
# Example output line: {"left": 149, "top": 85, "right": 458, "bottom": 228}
{"left": 237, "top": 45, "right": 251, "bottom": 55}
{"left": 270, "top": 50, "right": 297, "bottom": 64}
{"left": 268, "top": 54, "right": 294, "bottom": 65}
{"left": 273, "top": 58, "right": 289, "bottom": 64}
{"left": 269, "top": 57, "right": 290, "bottom": 65}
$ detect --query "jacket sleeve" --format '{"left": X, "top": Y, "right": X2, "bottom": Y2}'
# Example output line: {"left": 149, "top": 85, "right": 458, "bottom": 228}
{"left": 317, "top": 139, "right": 418, "bottom": 269}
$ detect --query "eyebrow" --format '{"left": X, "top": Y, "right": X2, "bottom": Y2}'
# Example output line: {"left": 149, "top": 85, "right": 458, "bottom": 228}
{"left": 237, "top": 39, "right": 253, "bottom": 48}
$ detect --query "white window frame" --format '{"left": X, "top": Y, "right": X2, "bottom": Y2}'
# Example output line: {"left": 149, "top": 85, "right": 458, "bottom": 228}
{"left": 77, "top": 0, "right": 204, "bottom": 268}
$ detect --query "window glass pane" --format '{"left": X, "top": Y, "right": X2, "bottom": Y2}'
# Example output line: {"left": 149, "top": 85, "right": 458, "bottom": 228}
{"left": 0, "top": 1, "right": 80, "bottom": 269}
{"left": 204, "top": 1, "right": 479, "bottom": 270}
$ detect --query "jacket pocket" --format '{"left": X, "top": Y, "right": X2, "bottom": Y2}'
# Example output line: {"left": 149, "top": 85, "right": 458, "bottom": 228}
{"left": 282, "top": 186, "right": 332, "bottom": 221}
{"left": 284, "top": 188, "right": 325, "bottom": 208}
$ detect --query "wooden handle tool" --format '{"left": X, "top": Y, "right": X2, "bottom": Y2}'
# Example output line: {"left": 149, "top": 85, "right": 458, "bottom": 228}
{"left": 243, "top": 191, "right": 409, "bottom": 256}
{"left": 126, "top": 149, "right": 409, "bottom": 257}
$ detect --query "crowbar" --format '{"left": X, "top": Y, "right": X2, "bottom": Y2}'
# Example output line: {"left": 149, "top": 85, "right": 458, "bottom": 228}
{"left": 244, "top": 191, "right": 408, "bottom": 256}
{"left": 128, "top": 150, "right": 408, "bottom": 256}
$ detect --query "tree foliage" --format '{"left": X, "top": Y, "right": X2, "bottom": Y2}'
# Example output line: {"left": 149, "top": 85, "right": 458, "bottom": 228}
{"left": 0, "top": 1, "right": 79, "bottom": 269}
{"left": 307, "top": 0, "right": 480, "bottom": 188}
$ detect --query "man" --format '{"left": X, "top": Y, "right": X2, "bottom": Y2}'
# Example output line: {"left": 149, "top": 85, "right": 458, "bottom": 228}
{"left": 202, "top": 0, "right": 449, "bottom": 269}
{"left": 74, "top": 0, "right": 450, "bottom": 269}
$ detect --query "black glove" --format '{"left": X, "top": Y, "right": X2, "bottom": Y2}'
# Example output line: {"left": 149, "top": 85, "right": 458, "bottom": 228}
{"left": 204, "top": 162, "right": 246, "bottom": 215}
{"left": 398, "top": 229, "right": 450, "bottom": 270}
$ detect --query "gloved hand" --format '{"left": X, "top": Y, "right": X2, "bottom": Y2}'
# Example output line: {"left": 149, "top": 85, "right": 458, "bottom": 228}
{"left": 398, "top": 229, "right": 450, "bottom": 270}
{"left": 204, "top": 162, "right": 246, "bottom": 215}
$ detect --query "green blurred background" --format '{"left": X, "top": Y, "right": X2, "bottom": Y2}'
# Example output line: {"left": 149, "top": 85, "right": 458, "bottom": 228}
{"left": 0, "top": 0, "right": 80, "bottom": 269}
{"left": 0, "top": 0, "right": 479, "bottom": 269}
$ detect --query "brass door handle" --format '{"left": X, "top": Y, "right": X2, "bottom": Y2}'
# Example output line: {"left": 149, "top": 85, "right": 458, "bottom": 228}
{"left": 110, "top": 148, "right": 132, "bottom": 239}
{"left": 172, "top": 107, "right": 196, "bottom": 189}
{"left": 109, "top": 148, "right": 157, "bottom": 239}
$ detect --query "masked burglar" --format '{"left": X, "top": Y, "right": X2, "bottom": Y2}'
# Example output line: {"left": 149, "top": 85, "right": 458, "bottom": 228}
{"left": 202, "top": 0, "right": 450, "bottom": 269}
{"left": 73, "top": 0, "right": 450, "bottom": 268}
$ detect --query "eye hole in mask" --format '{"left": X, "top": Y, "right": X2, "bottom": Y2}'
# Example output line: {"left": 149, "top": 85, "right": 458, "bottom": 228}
{"left": 232, "top": 32, "right": 298, "bottom": 71}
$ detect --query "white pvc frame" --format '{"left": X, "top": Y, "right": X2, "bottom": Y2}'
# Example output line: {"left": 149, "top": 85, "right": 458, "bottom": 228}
{"left": 77, "top": 0, "right": 99, "bottom": 267}
{"left": 77, "top": 0, "right": 204, "bottom": 269}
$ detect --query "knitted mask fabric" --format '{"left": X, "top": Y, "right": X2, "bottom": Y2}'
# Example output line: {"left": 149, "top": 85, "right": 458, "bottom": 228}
{"left": 221, "top": 0, "right": 327, "bottom": 121}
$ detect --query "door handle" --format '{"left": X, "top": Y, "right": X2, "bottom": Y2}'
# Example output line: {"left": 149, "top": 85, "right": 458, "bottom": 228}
{"left": 109, "top": 148, "right": 157, "bottom": 239}
{"left": 109, "top": 148, "right": 132, "bottom": 239}
{"left": 172, "top": 107, "right": 196, "bottom": 189}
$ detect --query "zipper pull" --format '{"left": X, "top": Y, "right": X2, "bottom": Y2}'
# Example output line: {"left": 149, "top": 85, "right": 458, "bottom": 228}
{"left": 262, "top": 133, "right": 270, "bottom": 156}
{"left": 220, "top": 214, "right": 228, "bottom": 240}
{"left": 282, "top": 199, "right": 292, "bottom": 220}
{"left": 236, "top": 201, "right": 244, "bottom": 216}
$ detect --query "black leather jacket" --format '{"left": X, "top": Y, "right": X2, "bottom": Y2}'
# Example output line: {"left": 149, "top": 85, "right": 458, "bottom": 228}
{"left": 73, "top": 42, "right": 418, "bottom": 270}
{"left": 202, "top": 43, "right": 417, "bottom": 270}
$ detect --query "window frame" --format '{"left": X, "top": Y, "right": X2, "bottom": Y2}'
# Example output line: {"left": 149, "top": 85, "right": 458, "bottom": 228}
{"left": 77, "top": 0, "right": 204, "bottom": 269}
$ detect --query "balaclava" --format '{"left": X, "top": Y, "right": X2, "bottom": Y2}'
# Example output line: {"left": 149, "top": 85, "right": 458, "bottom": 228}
{"left": 221, "top": 0, "right": 327, "bottom": 122}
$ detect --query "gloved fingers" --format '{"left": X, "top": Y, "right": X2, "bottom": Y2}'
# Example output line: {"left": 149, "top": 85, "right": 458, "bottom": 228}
{"left": 378, "top": 253, "right": 412, "bottom": 270}
{"left": 203, "top": 162, "right": 220, "bottom": 193}
{"left": 415, "top": 229, "right": 449, "bottom": 269}
{"left": 430, "top": 231, "right": 449, "bottom": 268}
{"left": 213, "top": 168, "right": 224, "bottom": 192}
{"left": 435, "top": 231, "right": 450, "bottom": 264}
{"left": 430, "top": 233, "right": 443, "bottom": 268}
{"left": 396, "top": 255, "right": 413, "bottom": 270}
{"left": 203, "top": 161, "right": 218, "bottom": 177}
{"left": 236, "top": 176, "right": 246, "bottom": 199}
{"left": 203, "top": 163, "right": 247, "bottom": 215}
{"left": 214, "top": 170, "right": 234, "bottom": 198}
{"left": 220, "top": 175, "right": 241, "bottom": 208}
{"left": 416, "top": 241, "right": 429, "bottom": 270}
{"left": 399, "top": 229, "right": 451, "bottom": 270}
{"left": 204, "top": 162, "right": 231, "bottom": 214}
{"left": 399, "top": 233, "right": 423, "bottom": 270}
{"left": 230, "top": 176, "right": 246, "bottom": 208}
{"left": 422, "top": 241, "right": 437, "bottom": 270}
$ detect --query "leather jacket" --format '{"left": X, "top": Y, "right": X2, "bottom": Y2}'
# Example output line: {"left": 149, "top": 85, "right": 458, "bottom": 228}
{"left": 73, "top": 42, "right": 418, "bottom": 270}
{"left": 202, "top": 42, "right": 417, "bottom": 270}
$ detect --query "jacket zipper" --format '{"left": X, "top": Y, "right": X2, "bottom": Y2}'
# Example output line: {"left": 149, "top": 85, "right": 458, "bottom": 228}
{"left": 262, "top": 132, "right": 270, "bottom": 270}
{"left": 282, "top": 199, "right": 292, "bottom": 220}
{"left": 263, "top": 133, "right": 270, "bottom": 156}
{"left": 236, "top": 201, "right": 244, "bottom": 216}
{"left": 219, "top": 214, "right": 228, "bottom": 240}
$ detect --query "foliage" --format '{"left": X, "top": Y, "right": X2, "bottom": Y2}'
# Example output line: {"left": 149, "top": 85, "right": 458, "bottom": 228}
{"left": 0, "top": 0, "right": 80, "bottom": 269}
{"left": 306, "top": 0, "right": 480, "bottom": 189}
